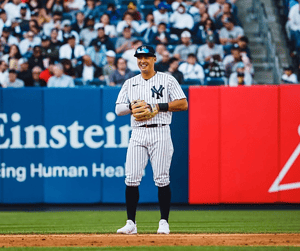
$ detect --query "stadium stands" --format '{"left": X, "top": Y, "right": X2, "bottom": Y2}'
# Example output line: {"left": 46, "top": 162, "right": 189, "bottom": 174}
{"left": 0, "top": 0, "right": 269, "bottom": 88}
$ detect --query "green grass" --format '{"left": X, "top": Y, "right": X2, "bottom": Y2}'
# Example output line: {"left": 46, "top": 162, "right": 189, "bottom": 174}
{"left": 0, "top": 210, "right": 299, "bottom": 234}
{"left": 0, "top": 247, "right": 299, "bottom": 251}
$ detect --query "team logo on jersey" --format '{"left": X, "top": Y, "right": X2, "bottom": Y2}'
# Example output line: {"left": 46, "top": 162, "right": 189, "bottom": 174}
{"left": 151, "top": 85, "right": 164, "bottom": 99}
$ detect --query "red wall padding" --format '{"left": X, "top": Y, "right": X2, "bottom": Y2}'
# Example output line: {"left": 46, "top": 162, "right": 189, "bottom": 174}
{"left": 278, "top": 85, "right": 300, "bottom": 202}
{"left": 189, "top": 85, "right": 300, "bottom": 204}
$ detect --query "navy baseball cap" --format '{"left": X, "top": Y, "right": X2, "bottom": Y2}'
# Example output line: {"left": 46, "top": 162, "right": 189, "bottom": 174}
{"left": 2, "top": 26, "right": 10, "bottom": 32}
{"left": 41, "top": 35, "right": 50, "bottom": 41}
{"left": 134, "top": 45, "right": 156, "bottom": 57}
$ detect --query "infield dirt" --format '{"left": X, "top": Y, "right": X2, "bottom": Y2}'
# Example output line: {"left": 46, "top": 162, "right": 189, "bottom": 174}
{"left": 0, "top": 234, "right": 300, "bottom": 247}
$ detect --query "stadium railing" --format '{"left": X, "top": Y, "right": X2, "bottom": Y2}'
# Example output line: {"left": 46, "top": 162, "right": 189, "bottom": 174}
{"left": 249, "top": 0, "right": 282, "bottom": 84}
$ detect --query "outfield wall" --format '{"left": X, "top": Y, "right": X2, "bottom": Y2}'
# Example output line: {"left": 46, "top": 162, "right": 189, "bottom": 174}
{"left": 189, "top": 85, "right": 300, "bottom": 204}
{"left": 0, "top": 85, "right": 299, "bottom": 204}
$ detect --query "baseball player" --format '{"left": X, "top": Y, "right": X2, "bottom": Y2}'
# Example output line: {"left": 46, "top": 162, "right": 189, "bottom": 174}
{"left": 115, "top": 45, "right": 188, "bottom": 234}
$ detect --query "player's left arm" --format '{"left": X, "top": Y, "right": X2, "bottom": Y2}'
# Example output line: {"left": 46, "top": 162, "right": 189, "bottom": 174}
{"left": 157, "top": 98, "right": 188, "bottom": 112}
{"left": 163, "top": 75, "right": 188, "bottom": 112}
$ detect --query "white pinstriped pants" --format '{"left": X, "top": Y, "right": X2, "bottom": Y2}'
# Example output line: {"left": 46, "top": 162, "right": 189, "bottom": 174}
{"left": 125, "top": 125, "right": 174, "bottom": 187}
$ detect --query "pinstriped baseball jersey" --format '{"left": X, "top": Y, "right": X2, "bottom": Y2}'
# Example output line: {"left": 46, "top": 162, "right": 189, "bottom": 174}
{"left": 116, "top": 72, "right": 186, "bottom": 127}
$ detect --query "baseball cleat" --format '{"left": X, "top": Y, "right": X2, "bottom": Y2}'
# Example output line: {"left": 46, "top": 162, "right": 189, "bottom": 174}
{"left": 117, "top": 220, "right": 137, "bottom": 234}
{"left": 157, "top": 219, "right": 170, "bottom": 234}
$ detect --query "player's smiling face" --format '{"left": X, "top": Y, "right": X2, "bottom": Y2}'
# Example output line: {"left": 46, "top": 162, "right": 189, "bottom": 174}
{"left": 137, "top": 55, "right": 156, "bottom": 73}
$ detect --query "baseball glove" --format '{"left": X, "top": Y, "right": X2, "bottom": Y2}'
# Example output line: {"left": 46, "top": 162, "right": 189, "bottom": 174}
{"left": 131, "top": 100, "right": 158, "bottom": 121}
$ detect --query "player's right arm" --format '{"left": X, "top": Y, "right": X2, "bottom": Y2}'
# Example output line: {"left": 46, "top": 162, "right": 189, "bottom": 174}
{"left": 115, "top": 81, "right": 131, "bottom": 116}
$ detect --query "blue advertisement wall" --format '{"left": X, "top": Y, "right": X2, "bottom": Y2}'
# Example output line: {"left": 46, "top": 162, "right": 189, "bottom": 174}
{"left": 1, "top": 89, "right": 44, "bottom": 203}
{"left": 0, "top": 87, "right": 188, "bottom": 204}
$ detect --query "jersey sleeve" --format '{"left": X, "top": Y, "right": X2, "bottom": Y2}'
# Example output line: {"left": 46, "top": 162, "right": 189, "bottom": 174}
{"left": 168, "top": 75, "right": 187, "bottom": 101}
{"left": 116, "top": 81, "right": 129, "bottom": 104}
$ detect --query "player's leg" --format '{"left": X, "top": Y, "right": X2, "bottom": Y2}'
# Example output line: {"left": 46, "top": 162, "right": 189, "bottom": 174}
{"left": 148, "top": 126, "right": 173, "bottom": 234}
{"left": 117, "top": 128, "right": 149, "bottom": 234}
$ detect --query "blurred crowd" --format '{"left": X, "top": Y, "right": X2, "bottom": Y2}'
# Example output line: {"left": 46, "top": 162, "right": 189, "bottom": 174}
{"left": 283, "top": 0, "right": 300, "bottom": 84}
{"left": 0, "top": 0, "right": 256, "bottom": 88}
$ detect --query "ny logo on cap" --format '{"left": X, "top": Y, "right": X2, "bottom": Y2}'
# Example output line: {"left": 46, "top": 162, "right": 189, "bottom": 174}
{"left": 138, "top": 46, "right": 149, "bottom": 53}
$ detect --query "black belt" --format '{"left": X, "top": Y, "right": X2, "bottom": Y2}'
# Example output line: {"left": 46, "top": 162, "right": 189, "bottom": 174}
{"left": 139, "top": 124, "right": 166, "bottom": 128}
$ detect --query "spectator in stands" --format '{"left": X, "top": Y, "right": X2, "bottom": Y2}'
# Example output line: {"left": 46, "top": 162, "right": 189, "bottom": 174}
{"left": 207, "top": 54, "right": 225, "bottom": 78}
{"left": 79, "top": 15, "right": 97, "bottom": 47}
{"left": 155, "top": 43, "right": 167, "bottom": 62}
{"left": 139, "top": 13, "right": 157, "bottom": 44}
{"left": 4, "top": 0, "right": 30, "bottom": 21}
{"left": 109, "top": 57, "right": 135, "bottom": 86}
{"left": 2, "top": 44, "right": 21, "bottom": 70}
{"left": 153, "top": 0, "right": 162, "bottom": 10}
{"left": 281, "top": 65, "right": 298, "bottom": 84}
{"left": 155, "top": 50, "right": 170, "bottom": 72}
{"left": 215, "top": 2, "right": 240, "bottom": 30}
{"left": 103, "top": 50, "right": 116, "bottom": 84}
{"left": 48, "top": 63, "right": 75, "bottom": 87}
{"left": 126, "top": 2, "right": 142, "bottom": 21}
{"left": 122, "top": 39, "right": 143, "bottom": 72}
{"left": 43, "top": 11, "right": 62, "bottom": 36}
{"left": 0, "top": 60, "right": 8, "bottom": 86}
{"left": 229, "top": 62, "right": 252, "bottom": 86}
{"left": 31, "top": 66, "right": 45, "bottom": 87}
{"left": 91, "top": 23, "right": 115, "bottom": 51}
{"left": 86, "top": 40, "right": 107, "bottom": 67}
{"left": 17, "top": 57, "right": 32, "bottom": 86}
{"left": 178, "top": 53, "right": 205, "bottom": 84}
{"left": 167, "top": 57, "right": 184, "bottom": 84}
{"left": 208, "top": 0, "right": 226, "bottom": 21}
{"left": 153, "top": 2, "right": 170, "bottom": 25}
{"left": 237, "top": 36, "right": 251, "bottom": 60}
{"left": 171, "top": 0, "right": 187, "bottom": 12}
{"left": 287, "top": 1, "right": 300, "bottom": 56}
{"left": 61, "top": 58, "right": 76, "bottom": 78}
{"left": 173, "top": 31, "right": 198, "bottom": 61}
{"left": 40, "top": 59, "right": 55, "bottom": 85}
{"left": 41, "top": 35, "right": 59, "bottom": 63}
{"left": 115, "top": 26, "right": 135, "bottom": 54}
{"left": 19, "top": 30, "right": 41, "bottom": 57}
{"left": 28, "top": 20, "right": 41, "bottom": 37}
{"left": 2, "top": 69, "right": 24, "bottom": 87}
{"left": 15, "top": 5, "right": 30, "bottom": 34}
{"left": 105, "top": 3, "right": 122, "bottom": 25}
{"left": 190, "top": 1, "right": 209, "bottom": 24}
{"left": 193, "top": 17, "right": 218, "bottom": 45}
{"left": 75, "top": 54, "right": 103, "bottom": 85}
{"left": 61, "top": 19, "right": 80, "bottom": 44}
{"left": 197, "top": 34, "right": 224, "bottom": 65}
{"left": 71, "top": 11, "right": 85, "bottom": 33}
{"left": 170, "top": 4, "right": 194, "bottom": 37}
{"left": 1, "top": 26, "right": 19, "bottom": 48}
{"left": 188, "top": 0, "right": 202, "bottom": 22}
{"left": 63, "top": 0, "right": 85, "bottom": 17}
{"left": 116, "top": 12, "right": 140, "bottom": 36}
{"left": 28, "top": 45, "right": 44, "bottom": 70}
{"left": 0, "top": 9, "right": 11, "bottom": 36}
{"left": 152, "top": 22, "right": 174, "bottom": 45}
{"left": 11, "top": 18, "right": 27, "bottom": 40}
{"left": 82, "top": 0, "right": 101, "bottom": 21}
{"left": 59, "top": 34, "right": 85, "bottom": 66}
{"left": 219, "top": 16, "right": 244, "bottom": 54}
{"left": 223, "top": 44, "right": 252, "bottom": 78}
{"left": 100, "top": 13, "right": 117, "bottom": 38}
{"left": 49, "top": 29, "right": 61, "bottom": 55}
{"left": 46, "top": 0, "right": 64, "bottom": 15}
